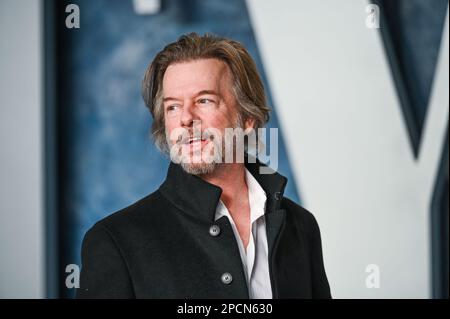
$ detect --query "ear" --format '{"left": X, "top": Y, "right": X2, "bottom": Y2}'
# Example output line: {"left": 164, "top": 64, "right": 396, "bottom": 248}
{"left": 244, "top": 118, "right": 255, "bottom": 133}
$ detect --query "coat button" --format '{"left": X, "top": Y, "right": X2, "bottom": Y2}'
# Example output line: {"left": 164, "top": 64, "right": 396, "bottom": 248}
{"left": 209, "top": 225, "right": 221, "bottom": 237}
{"left": 274, "top": 191, "right": 283, "bottom": 200}
{"left": 221, "top": 272, "right": 233, "bottom": 285}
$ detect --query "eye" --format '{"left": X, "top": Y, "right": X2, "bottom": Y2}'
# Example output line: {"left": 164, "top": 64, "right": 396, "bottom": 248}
{"left": 166, "top": 104, "right": 180, "bottom": 112}
{"left": 197, "top": 98, "right": 214, "bottom": 105}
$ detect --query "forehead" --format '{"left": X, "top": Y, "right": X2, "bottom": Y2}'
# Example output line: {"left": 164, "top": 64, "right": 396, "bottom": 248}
{"left": 162, "top": 59, "right": 232, "bottom": 96}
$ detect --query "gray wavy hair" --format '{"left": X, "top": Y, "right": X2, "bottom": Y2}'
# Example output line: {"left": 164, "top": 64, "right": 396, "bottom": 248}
{"left": 141, "top": 32, "right": 271, "bottom": 153}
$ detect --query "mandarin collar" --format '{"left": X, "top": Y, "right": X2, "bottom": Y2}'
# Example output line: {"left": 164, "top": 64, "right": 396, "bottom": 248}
{"left": 159, "top": 156, "right": 288, "bottom": 223}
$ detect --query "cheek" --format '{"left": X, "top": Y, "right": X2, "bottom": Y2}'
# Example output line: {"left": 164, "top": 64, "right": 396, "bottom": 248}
{"left": 203, "top": 111, "right": 233, "bottom": 130}
{"left": 164, "top": 114, "right": 178, "bottom": 130}
{"left": 164, "top": 119, "right": 176, "bottom": 141}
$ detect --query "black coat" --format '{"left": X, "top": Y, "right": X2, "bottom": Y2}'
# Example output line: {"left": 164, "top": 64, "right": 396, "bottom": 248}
{"left": 76, "top": 160, "right": 331, "bottom": 299}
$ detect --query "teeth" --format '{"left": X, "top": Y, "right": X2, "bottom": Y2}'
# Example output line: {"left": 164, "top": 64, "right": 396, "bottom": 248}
{"left": 188, "top": 137, "right": 203, "bottom": 143}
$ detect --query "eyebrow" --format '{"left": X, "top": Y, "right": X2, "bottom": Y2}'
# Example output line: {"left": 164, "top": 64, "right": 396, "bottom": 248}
{"left": 195, "top": 90, "right": 220, "bottom": 97}
{"left": 163, "top": 90, "right": 221, "bottom": 103}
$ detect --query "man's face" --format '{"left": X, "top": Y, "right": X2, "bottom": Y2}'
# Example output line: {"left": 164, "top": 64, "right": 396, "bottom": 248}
{"left": 162, "top": 58, "right": 244, "bottom": 175}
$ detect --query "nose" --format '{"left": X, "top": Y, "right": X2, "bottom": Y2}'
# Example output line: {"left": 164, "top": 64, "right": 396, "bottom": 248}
{"left": 180, "top": 101, "right": 195, "bottom": 127}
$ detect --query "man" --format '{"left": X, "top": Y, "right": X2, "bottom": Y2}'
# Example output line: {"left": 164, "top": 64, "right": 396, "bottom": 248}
{"left": 77, "top": 33, "right": 331, "bottom": 299}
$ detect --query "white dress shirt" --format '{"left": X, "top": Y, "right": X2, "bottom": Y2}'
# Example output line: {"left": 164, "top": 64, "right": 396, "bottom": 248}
{"left": 214, "top": 168, "right": 272, "bottom": 299}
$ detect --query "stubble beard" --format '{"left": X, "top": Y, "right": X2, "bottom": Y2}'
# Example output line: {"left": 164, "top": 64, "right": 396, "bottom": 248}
{"left": 167, "top": 118, "right": 243, "bottom": 176}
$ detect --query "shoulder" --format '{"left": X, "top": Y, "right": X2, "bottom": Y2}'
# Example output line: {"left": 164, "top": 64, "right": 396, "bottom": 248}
{"left": 84, "top": 189, "right": 169, "bottom": 243}
{"left": 281, "top": 197, "right": 323, "bottom": 239}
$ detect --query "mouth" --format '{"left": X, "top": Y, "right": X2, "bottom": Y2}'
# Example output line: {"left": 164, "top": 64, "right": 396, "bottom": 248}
{"left": 177, "top": 133, "right": 208, "bottom": 143}
{"left": 187, "top": 137, "right": 206, "bottom": 144}
{"left": 180, "top": 137, "right": 210, "bottom": 149}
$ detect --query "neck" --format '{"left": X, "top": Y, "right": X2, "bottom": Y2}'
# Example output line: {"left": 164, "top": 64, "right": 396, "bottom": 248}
{"left": 199, "top": 162, "right": 247, "bottom": 205}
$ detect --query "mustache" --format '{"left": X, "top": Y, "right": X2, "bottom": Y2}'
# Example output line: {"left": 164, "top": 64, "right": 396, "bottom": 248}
{"left": 169, "top": 119, "right": 244, "bottom": 146}
{"left": 175, "top": 130, "right": 217, "bottom": 144}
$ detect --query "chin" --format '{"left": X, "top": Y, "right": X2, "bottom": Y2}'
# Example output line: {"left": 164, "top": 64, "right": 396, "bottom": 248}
{"left": 180, "top": 161, "right": 218, "bottom": 175}
{"left": 168, "top": 140, "right": 224, "bottom": 175}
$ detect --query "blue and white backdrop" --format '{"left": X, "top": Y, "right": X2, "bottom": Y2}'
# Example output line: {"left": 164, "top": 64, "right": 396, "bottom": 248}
{"left": 0, "top": 0, "right": 448, "bottom": 298}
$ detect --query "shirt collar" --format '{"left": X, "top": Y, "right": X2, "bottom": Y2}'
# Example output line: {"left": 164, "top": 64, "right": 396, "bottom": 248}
{"left": 214, "top": 168, "right": 267, "bottom": 224}
{"left": 159, "top": 155, "right": 287, "bottom": 223}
